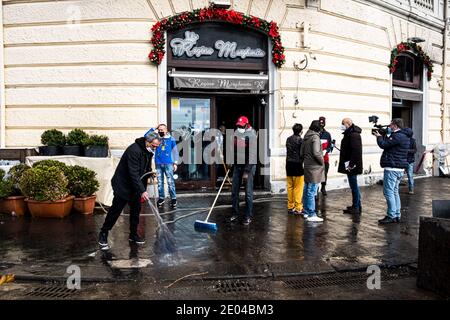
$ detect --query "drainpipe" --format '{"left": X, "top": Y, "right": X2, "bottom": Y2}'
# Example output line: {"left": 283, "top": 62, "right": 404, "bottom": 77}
{"left": 443, "top": 0, "right": 449, "bottom": 144}
{"left": 0, "top": 4, "right": 5, "bottom": 148}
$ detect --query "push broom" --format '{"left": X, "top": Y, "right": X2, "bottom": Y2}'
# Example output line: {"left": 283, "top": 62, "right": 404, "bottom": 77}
{"left": 194, "top": 167, "right": 230, "bottom": 233}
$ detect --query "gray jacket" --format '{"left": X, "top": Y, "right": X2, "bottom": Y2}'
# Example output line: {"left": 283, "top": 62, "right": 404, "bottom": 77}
{"left": 300, "top": 130, "right": 324, "bottom": 183}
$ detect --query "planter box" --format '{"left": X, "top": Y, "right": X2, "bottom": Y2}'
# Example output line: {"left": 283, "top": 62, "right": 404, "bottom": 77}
{"left": 26, "top": 196, "right": 75, "bottom": 218}
{"left": 73, "top": 195, "right": 96, "bottom": 215}
{"left": 84, "top": 146, "right": 108, "bottom": 158}
{"left": 0, "top": 196, "right": 27, "bottom": 216}
{"left": 38, "top": 146, "right": 62, "bottom": 156}
{"left": 63, "top": 145, "right": 83, "bottom": 156}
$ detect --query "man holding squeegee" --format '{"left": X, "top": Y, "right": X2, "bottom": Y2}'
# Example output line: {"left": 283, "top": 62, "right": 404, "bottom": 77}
{"left": 229, "top": 116, "right": 258, "bottom": 226}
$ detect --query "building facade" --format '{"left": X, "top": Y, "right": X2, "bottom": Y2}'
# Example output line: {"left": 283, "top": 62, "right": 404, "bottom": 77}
{"left": 0, "top": 0, "right": 448, "bottom": 192}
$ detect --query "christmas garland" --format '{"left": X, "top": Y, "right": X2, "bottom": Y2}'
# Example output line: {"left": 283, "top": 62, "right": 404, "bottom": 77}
{"left": 389, "top": 42, "right": 433, "bottom": 81}
{"left": 148, "top": 5, "right": 285, "bottom": 67}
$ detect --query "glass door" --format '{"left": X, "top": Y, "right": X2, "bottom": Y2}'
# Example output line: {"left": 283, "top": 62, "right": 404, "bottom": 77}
{"left": 168, "top": 96, "right": 214, "bottom": 190}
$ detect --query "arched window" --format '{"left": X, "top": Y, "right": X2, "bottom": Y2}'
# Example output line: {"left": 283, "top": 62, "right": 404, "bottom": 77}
{"left": 393, "top": 53, "right": 422, "bottom": 89}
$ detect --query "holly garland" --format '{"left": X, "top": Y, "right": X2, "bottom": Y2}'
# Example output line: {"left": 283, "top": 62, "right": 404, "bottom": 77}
{"left": 389, "top": 42, "right": 433, "bottom": 81}
{"left": 149, "top": 5, "right": 285, "bottom": 67}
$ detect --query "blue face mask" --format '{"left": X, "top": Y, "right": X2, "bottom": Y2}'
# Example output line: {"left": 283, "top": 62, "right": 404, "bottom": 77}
{"left": 387, "top": 127, "right": 392, "bottom": 135}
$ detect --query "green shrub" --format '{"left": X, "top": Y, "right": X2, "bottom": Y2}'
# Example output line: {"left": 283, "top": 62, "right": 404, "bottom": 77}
{"left": 8, "top": 163, "right": 31, "bottom": 195}
{"left": 19, "top": 166, "right": 68, "bottom": 201}
{"left": 65, "top": 165, "right": 100, "bottom": 198}
{"left": 0, "top": 179, "right": 13, "bottom": 199}
{"left": 82, "top": 135, "right": 109, "bottom": 147}
{"left": 32, "top": 159, "right": 68, "bottom": 175}
{"left": 0, "top": 168, "right": 5, "bottom": 181}
{"left": 67, "top": 129, "right": 89, "bottom": 146}
{"left": 41, "top": 129, "right": 66, "bottom": 146}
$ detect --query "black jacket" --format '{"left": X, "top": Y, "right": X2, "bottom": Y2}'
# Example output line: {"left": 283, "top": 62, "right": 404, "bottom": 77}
{"left": 286, "top": 134, "right": 304, "bottom": 176}
{"left": 231, "top": 127, "right": 258, "bottom": 171}
{"left": 377, "top": 128, "right": 412, "bottom": 169}
{"left": 111, "top": 137, "right": 153, "bottom": 201}
{"left": 338, "top": 124, "right": 363, "bottom": 175}
{"left": 405, "top": 129, "right": 417, "bottom": 164}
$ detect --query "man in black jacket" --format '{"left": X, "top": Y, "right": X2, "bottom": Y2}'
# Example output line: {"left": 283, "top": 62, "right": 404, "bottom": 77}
{"left": 98, "top": 132, "right": 161, "bottom": 249}
{"left": 338, "top": 118, "right": 363, "bottom": 214}
{"left": 405, "top": 130, "right": 417, "bottom": 195}
{"left": 319, "top": 117, "right": 332, "bottom": 196}
{"left": 374, "top": 118, "right": 411, "bottom": 224}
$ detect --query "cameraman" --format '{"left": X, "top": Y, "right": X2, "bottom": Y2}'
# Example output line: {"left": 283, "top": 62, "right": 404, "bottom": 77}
{"left": 373, "top": 118, "right": 411, "bottom": 224}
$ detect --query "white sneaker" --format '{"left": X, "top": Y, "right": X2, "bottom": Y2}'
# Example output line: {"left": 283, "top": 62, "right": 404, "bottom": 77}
{"left": 307, "top": 216, "right": 324, "bottom": 222}
{"left": 303, "top": 213, "right": 309, "bottom": 219}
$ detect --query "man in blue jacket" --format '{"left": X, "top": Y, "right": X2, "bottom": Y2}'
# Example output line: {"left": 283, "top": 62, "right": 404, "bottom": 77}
{"left": 156, "top": 124, "right": 179, "bottom": 208}
{"left": 374, "top": 118, "right": 411, "bottom": 224}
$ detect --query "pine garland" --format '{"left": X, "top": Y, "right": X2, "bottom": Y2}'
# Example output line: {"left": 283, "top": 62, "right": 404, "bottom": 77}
{"left": 388, "top": 42, "right": 433, "bottom": 81}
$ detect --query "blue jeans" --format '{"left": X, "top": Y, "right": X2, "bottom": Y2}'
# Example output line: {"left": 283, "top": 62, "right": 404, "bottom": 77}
{"left": 407, "top": 162, "right": 414, "bottom": 190}
{"left": 383, "top": 170, "right": 404, "bottom": 219}
{"left": 347, "top": 174, "right": 361, "bottom": 209}
{"left": 156, "top": 164, "right": 176, "bottom": 200}
{"left": 232, "top": 165, "right": 256, "bottom": 219}
{"left": 303, "top": 182, "right": 319, "bottom": 217}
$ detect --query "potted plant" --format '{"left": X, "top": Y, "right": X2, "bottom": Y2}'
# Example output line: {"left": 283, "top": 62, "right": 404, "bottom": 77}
{"left": 0, "top": 164, "right": 30, "bottom": 216}
{"left": 19, "top": 166, "right": 74, "bottom": 218}
{"left": 65, "top": 165, "right": 100, "bottom": 215}
{"left": 64, "top": 129, "right": 88, "bottom": 156}
{"left": 39, "top": 129, "right": 66, "bottom": 156}
{"left": 83, "top": 134, "right": 109, "bottom": 158}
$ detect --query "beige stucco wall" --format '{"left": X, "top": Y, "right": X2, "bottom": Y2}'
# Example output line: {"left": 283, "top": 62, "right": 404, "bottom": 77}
{"left": 0, "top": 0, "right": 448, "bottom": 188}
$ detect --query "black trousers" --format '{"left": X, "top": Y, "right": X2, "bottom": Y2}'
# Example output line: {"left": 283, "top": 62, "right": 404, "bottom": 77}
{"left": 101, "top": 194, "right": 141, "bottom": 235}
{"left": 321, "top": 162, "right": 330, "bottom": 188}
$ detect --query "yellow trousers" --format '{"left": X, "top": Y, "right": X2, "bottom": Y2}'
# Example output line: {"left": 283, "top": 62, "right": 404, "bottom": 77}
{"left": 287, "top": 176, "right": 304, "bottom": 211}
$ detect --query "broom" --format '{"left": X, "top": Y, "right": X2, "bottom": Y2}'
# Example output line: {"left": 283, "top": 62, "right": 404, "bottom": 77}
{"left": 194, "top": 167, "right": 230, "bottom": 233}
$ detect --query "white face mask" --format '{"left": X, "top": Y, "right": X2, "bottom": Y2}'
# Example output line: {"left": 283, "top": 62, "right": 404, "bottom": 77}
{"left": 237, "top": 128, "right": 246, "bottom": 134}
{"left": 146, "top": 147, "right": 154, "bottom": 153}
{"left": 339, "top": 124, "right": 347, "bottom": 131}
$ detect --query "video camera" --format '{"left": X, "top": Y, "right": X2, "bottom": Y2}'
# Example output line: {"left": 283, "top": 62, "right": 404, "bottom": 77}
{"left": 369, "top": 115, "right": 389, "bottom": 136}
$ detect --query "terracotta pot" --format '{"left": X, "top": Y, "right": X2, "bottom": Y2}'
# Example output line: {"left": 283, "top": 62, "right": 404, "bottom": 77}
{"left": 26, "top": 196, "right": 75, "bottom": 218}
{"left": 73, "top": 195, "right": 96, "bottom": 215}
{"left": 0, "top": 196, "right": 27, "bottom": 216}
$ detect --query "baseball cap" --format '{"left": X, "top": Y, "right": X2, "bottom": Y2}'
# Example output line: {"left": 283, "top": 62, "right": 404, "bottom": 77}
{"left": 236, "top": 116, "right": 249, "bottom": 126}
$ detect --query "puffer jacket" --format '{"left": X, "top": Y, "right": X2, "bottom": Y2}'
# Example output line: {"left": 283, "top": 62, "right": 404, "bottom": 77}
{"left": 377, "top": 128, "right": 411, "bottom": 169}
{"left": 404, "top": 129, "right": 417, "bottom": 164}
{"left": 111, "top": 137, "right": 153, "bottom": 201}
{"left": 286, "top": 134, "right": 304, "bottom": 176}
{"left": 338, "top": 124, "right": 363, "bottom": 175}
{"left": 300, "top": 130, "right": 324, "bottom": 183}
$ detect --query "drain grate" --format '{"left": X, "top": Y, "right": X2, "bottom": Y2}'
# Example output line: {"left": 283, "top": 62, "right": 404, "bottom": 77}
{"left": 25, "top": 285, "right": 79, "bottom": 299}
{"left": 215, "top": 280, "right": 253, "bottom": 293}
{"left": 283, "top": 268, "right": 415, "bottom": 290}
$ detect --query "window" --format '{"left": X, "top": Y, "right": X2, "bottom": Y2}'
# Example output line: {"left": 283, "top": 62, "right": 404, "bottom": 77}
{"left": 414, "top": 0, "right": 434, "bottom": 12}
{"left": 393, "top": 53, "right": 422, "bottom": 89}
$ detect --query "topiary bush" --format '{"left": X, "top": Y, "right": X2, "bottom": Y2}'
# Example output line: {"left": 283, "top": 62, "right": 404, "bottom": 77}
{"left": 19, "top": 166, "right": 68, "bottom": 201}
{"left": 41, "top": 129, "right": 66, "bottom": 146}
{"left": 0, "top": 169, "right": 14, "bottom": 199}
{"left": 82, "top": 134, "right": 109, "bottom": 147}
{"left": 67, "top": 129, "right": 89, "bottom": 146}
{"left": 7, "top": 163, "right": 31, "bottom": 195}
{"left": 65, "top": 165, "right": 100, "bottom": 198}
{"left": 32, "top": 160, "right": 68, "bottom": 175}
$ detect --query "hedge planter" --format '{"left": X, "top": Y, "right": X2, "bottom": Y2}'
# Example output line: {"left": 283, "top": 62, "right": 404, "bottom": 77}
{"left": 73, "top": 195, "right": 96, "bottom": 215}
{"left": 0, "top": 196, "right": 27, "bottom": 216}
{"left": 63, "top": 145, "right": 83, "bottom": 156}
{"left": 84, "top": 146, "right": 108, "bottom": 158}
{"left": 39, "top": 146, "right": 62, "bottom": 156}
{"left": 26, "top": 196, "right": 74, "bottom": 218}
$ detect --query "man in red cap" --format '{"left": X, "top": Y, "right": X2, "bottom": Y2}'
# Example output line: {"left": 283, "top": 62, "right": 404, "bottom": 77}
{"left": 228, "top": 115, "right": 258, "bottom": 225}
{"left": 319, "top": 116, "right": 333, "bottom": 196}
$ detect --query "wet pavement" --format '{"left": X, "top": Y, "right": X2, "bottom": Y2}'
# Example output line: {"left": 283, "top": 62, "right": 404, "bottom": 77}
{"left": 0, "top": 177, "right": 449, "bottom": 299}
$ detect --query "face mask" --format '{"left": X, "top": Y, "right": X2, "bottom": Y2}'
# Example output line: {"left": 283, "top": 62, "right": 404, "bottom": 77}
{"left": 387, "top": 127, "right": 392, "bottom": 135}
{"left": 146, "top": 147, "right": 154, "bottom": 153}
{"left": 237, "top": 128, "right": 245, "bottom": 134}
{"left": 158, "top": 132, "right": 165, "bottom": 137}
{"left": 339, "top": 124, "right": 347, "bottom": 131}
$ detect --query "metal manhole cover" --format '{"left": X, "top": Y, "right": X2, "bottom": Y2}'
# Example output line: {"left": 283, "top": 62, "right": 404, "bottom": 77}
{"left": 215, "top": 280, "right": 253, "bottom": 294}
{"left": 282, "top": 268, "right": 415, "bottom": 290}
{"left": 25, "top": 285, "right": 79, "bottom": 299}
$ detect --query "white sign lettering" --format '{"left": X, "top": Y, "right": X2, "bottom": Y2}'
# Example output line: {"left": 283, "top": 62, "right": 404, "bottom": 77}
{"left": 170, "top": 31, "right": 266, "bottom": 60}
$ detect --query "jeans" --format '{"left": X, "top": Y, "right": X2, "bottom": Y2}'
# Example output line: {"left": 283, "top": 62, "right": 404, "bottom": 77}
{"left": 407, "top": 162, "right": 414, "bottom": 191}
{"left": 232, "top": 164, "right": 256, "bottom": 219}
{"left": 383, "top": 169, "right": 404, "bottom": 219}
{"left": 101, "top": 194, "right": 141, "bottom": 235}
{"left": 347, "top": 174, "right": 361, "bottom": 209}
{"left": 156, "top": 164, "right": 176, "bottom": 200}
{"left": 303, "top": 182, "right": 319, "bottom": 217}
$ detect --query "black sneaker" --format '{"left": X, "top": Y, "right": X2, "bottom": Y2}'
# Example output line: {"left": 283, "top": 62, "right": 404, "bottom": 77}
{"left": 98, "top": 231, "right": 109, "bottom": 249}
{"left": 157, "top": 199, "right": 165, "bottom": 207}
{"left": 321, "top": 187, "right": 327, "bottom": 196}
{"left": 170, "top": 199, "right": 177, "bottom": 208}
{"left": 242, "top": 218, "right": 252, "bottom": 226}
{"left": 129, "top": 234, "right": 145, "bottom": 245}
{"left": 378, "top": 216, "right": 398, "bottom": 224}
{"left": 343, "top": 207, "right": 361, "bottom": 214}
